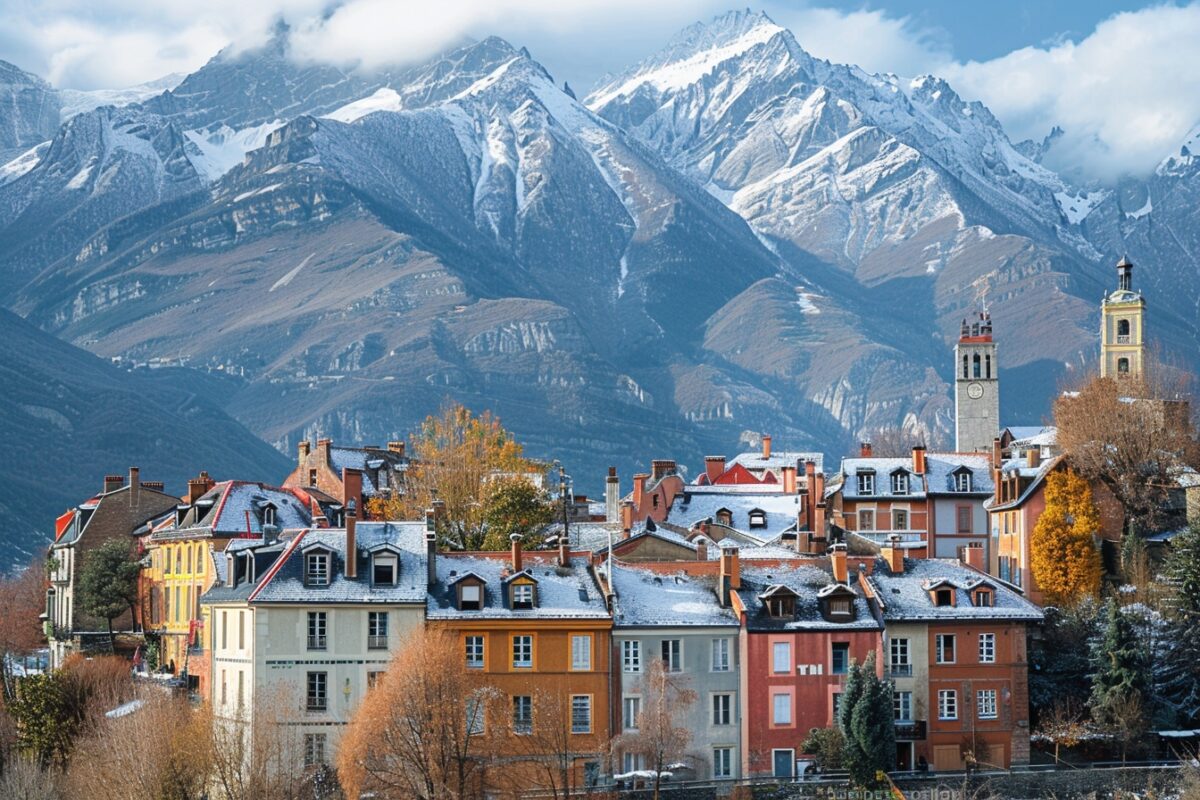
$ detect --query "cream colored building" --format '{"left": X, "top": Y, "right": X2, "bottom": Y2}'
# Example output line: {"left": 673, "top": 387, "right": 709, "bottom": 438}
{"left": 1100, "top": 255, "right": 1146, "bottom": 378}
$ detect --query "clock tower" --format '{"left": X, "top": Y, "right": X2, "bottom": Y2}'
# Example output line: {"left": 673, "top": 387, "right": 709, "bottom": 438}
{"left": 954, "top": 311, "right": 1000, "bottom": 453}
{"left": 1100, "top": 255, "right": 1145, "bottom": 378}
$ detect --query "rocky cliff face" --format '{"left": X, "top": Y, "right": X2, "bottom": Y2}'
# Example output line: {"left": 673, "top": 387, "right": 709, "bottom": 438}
{"left": 0, "top": 60, "right": 60, "bottom": 162}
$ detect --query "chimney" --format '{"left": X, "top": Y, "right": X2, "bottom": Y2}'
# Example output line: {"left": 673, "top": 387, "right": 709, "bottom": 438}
{"left": 187, "top": 471, "right": 213, "bottom": 504}
{"left": 558, "top": 533, "right": 570, "bottom": 567}
{"left": 104, "top": 474, "right": 124, "bottom": 493}
{"left": 912, "top": 445, "right": 927, "bottom": 476}
{"left": 632, "top": 473, "right": 648, "bottom": 511}
{"left": 882, "top": 534, "right": 904, "bottom": 574}
{"left": 762, "top": 435, "right": 772, "bottom": 459}
{"left": 317, "top": 437, "right": 332, "bottom": 466}
{"left": 387, "top": 440, "right": 406, "bottom": 456}
{"left": 343, "top": 468, "right": 363, "bottom": 578}
{"left": 696, "top": 538, "right": 709, "bottom": 562}
{"left": 605, "top": 467, "right": 620, "bottom": 523}
{"left": 813, "top": 471, "right": 827, "bottom": 537}
{"left": 718, "top": 544, "right": 741, "bottom": 606}
{"left": 620, "top": 500, "right": 633, "bottom": 536}
{"left": 1027, "top": 448, "right": 1041, "bottom": 469}
{"left": 991, "top": 437, "right": 1003, "bottom": 468}
{"left": 298, "top": 440, "right": 311, "bottom": 469}
{"left": 141, "top": 481, "right": 164, "bottom": 492}
{"left": 650, "top": 459, "right": 676, "bottom": 480}
{"left": 425, "top": 509, "right": 437, "bottom": 586}
{"left": 704, "top": 456, "right": 726, "bottom": 484}
{"left": 860, "top": 442, "right": 873, "bottom": 458}
{"left": 781, "top": 465, "right": 797, "bottom": 495}
{"left": 961, "top": 542, "right": 985, "bottom": 572}
{"left": 831, "top": 543, "right": 849, "bottom": 584}
{"left": 128, "top": 467, "right": 140, "bottom": 508}
{"left": 510, "top": 533, "right": 524, "bottom": 573}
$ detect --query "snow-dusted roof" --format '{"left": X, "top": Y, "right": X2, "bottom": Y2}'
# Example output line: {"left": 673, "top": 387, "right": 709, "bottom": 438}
{"left": 152, "top": 481, "right": 317, "bottom": 541}
{"left": 427, "top": 554, "right": 608, "bottom": 620}
{"left": 838, "top": 458, "right": 924, "bottom": 500}
{"left": 609, "top": 566, "right": 737, "bottom": 628}
{"left": 728, "top": 450, "right": 825, "bottom": 475}
{"left": 984, "top": 455, "right": 1062, "bottom": 511}
{"left": 924, "top": 453, "right": 993, "bottom": 495}
{"left": 541, "top": 521, "right": 623, "bottom": 552}
{"left": 328, "top": 446, "right": 406, "bottom": 497}
{"left": 669, "top": 488, "right": 801, "bottom": 539}
{"left": 865, "top": 558, "right": 1042, "bottom": 622}
{"left": 736, "top": 563, "right": 881, "bottom": 632}
{"left": 1004, "top": 426, "right": 1057, "bottom": 448}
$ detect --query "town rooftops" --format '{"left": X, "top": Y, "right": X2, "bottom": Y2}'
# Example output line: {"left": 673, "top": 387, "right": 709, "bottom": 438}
{"left": 736, "top": 562, "right": 881, "bottom": 632}
{"left": 151, "top": 481, "right": 321, "bottom": 541}
{"left": 924, "top": 453, "right": 993, "bottom": 495}
{"left": 864, "top": 558, "right": 1042, "bottom": 622}
{"left": 984, "top": 454, "right": 1063, "bottom": 512}
{"left": 608, "top": 565, "right": 738, "bottom": 628}
{"left": 838, "top": 458, "right": 924, "bottom": 500}
{"left": 669, "top": 487, "right": 801, "bottom": 540}
{"left": 427, "top": 553, "right": 608, "bottom": 621}
{"left": 327, "top": 445, "right": 407, "bottom": 497}
{"left": 727, "top": 450, "right": 825, "bottom": 476}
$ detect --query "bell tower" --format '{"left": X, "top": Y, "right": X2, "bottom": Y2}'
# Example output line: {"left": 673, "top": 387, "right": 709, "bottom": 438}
{"left": 1100, "top": 255, "right": 1145, "bottom": 378}
{"left": 954, "top": 311, "right": 1000, "bottom": 453}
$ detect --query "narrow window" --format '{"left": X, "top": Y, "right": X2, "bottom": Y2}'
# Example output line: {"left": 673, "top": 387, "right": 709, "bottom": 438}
{"left": 831, "top": 642, "right": 850, "bottom": 674}
{"left": 372, "top": 554, "right": 397, "bottom": 585}
{"left": 460, "top": 583, "right": 482, "bottom": 611}
{"left": 772, "top": 641, "right": 791, "bottom": 674}
{"left": 978, "top": 632, "right": 996, "bottom": 663}
{"left": 977, "top": 689, "right": 998, "bottom": 719}
{"left": 972, "top": 353, "right": 981, "bottom": 378}
{"left": 889, "top": 638, "right": 910, "bottom": 675}
{"left": 713, "top": 747, "right": 734, "bottom": 779}
{"left": 858, "top": 509, "right": 875, "bottom": 531}
{"left": 623, "top": 696, "right": 641, "bottom": 730}
{"left": 571, "top": 634, "right": 592, "bottom": 670}
{"left": 571, "top": 695, "right": 591, "bottom": 733}
{"left": 712, "top": 693, "right": 733, "bottom": 726}
{"left": 892, "top": 508, "right": 909, "bottom": 530}
{"left": 512, "top": 583, "right": 534, "bottom": 609}
{"left": 368, "top": 611, "right": 389, "bottom": 650}
{"left": 661, "top": 639, "right": 682, "bottom": 672}
{"left": 893, "top": 691, "right": 912, "bottom": 721}
{"left": 465, "top": 635, "right": 485, "bottom": 668}
{"left": 512, "top": 635, "right": 533, "bottom": 668}
{"left": 772, "top": 693, "right": 791, "bottom": 725}
{"left": 712, "top": 638, "right": 731, "bottom": 672}
{"left": 936, "top": 634, "right": 956, "bottom": 664}
{"left": 307, "top": 611, "right": 327, "bottom": 651}
{"left": 957, "top": 506, "right": 973, "bottom": 532}
{"left": 513, "top": 695, "right": 533, "bottom": 734}
{"left": 303, "top": 733, "right": 326, "bottom": 767}
{"left": 466, "top": 694, "right": 485, "bottom": 736}
{"left": 305, "top": 553, "right": 329, "bottom": 586}
{"left": 306, "top": 671, "right": 327, "bottom": 711}
{"left": 622, "top": 640, "right": 641, "bottom": 673}
{"left": 938, "top": 689, "right": 958, "bottom": 720}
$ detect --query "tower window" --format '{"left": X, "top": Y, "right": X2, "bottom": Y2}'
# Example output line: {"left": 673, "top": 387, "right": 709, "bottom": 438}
{"left": 1117, "top": 318, "right": 1130, "bottom": 344}
{"left": 972, "top": 353, "right": 982, "bottom": 378}
{"left": 1118, "top": 358, "right": 1130, "bottom": 374}
{"left": 985, "top": 354, "right": 992, "bottom": 379}
{"left": 962, "top": 354, "right": 969, "bottom": 379}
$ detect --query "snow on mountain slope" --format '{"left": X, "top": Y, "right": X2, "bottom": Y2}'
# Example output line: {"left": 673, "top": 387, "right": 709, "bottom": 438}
{"left": 59, "top": 73, "right": 185, "bottom": 119}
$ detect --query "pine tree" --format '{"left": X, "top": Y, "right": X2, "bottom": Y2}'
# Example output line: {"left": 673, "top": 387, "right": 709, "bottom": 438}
{"left": 841, "top": 653, "right": 894, "bottom": 787}
{"left": 1159, "top": 522, "right": 1200, "bottom": 725}
{"left": 1030, "top": 468, "right": 1103, "bottom": 605}
{"left": 837, "top": 652, "right": 866, "bottom": 776}
{"left": 1090, "top": 599, "right": 1150, "bottom": 728}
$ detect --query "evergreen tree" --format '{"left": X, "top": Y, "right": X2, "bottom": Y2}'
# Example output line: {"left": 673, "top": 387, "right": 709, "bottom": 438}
{"left": 1029, "top": 601, "right": 1101, "bottom": 719}
{"left": 841, "top": 653, "right": 894, "bottom": 787}
{"left": 837, "top": 652, "right": 866, "bottom": 775}
{"left": 1030, "top": 468, "right": 1103, "bottom": 605}
{"left": 1159, "top": 522, "right": 1200, "bottom": 725}
{"left": 77, "top": 538, "right": 142, "bottom": 652}
{"left": 1090, "top": 599, "right": 1150, "bottom": 727}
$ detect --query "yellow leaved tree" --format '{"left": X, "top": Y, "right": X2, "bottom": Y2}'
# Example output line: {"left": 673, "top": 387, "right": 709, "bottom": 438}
{"left": 1030, "top": 467, "right": 1103, "bottom": 605}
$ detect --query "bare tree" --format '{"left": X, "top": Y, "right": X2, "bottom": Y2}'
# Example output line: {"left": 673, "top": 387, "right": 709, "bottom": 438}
{"left": 1035, "top": 699, "right": 1089, "bottom": 766}
{"left": 862, "top": 428, "right": 931, "bottom": 458}
{"left": 495, "top": 688, "right": 602, "bottom": 799}
{"left": 337, "top": 627, "right": 498, "bottom": 800}
{"left": 611, "top": 659, "right": 698, "bottom": 800}
{"left": 0, "top": 754, "right": 63, "bottom": 800}
{"left": 1056, "top": 366, "right": 1200, "bottom": 536}
{"left": 0, "top": 555, "right": 49, "bottom": 703}
{"left": 209, "top": 684, "right": 321, "bottom": 800}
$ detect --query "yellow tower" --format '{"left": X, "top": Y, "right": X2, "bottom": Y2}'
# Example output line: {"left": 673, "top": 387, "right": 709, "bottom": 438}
{"left": 1100, "top": 255, "right": 1145, "bottom": 378}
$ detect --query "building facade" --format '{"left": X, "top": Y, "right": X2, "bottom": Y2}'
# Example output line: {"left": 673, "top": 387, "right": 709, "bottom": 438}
{"left": 1100, "top": 256, "right": 1146, "bottom": 378}
{"left": 954, "top": 312, "right": 1001, "bottom": 454}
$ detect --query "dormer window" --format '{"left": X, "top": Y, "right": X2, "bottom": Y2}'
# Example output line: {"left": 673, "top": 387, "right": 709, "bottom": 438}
{"left": 954, "top": 471, "right": 973, "bottom": 492}
{"left": 748, "top": 509, "right": 767, "bottom": 528}
{"left": 934, "top": 588, "right": 954, "bottom": 607}
{"left": 828, "top": 597, "right": 852, "bottom": 615}
{"left": 458, "top": 581, "right": 483, "bottom": 611}
{"left": 511, "top": 583, "right": 534, "bottom": 610}
{"left": 715, "top": 508, "right": 733, "bottom": 526}
{"left": 372, "top": 554, "right": 397, "bottom": 585}
{"left": 818, "top": 585, "right": 858, "bottom": 622}
{"left": 891, "top": 471, "right": 909, "bottom": 495}
{"left": 243, "top": 552, "right": 255, "bottom": 584}
{"left": 973, "top": 589, "right": 993, "bottom": 607}
{"left": 857, "top": 471, "right": 875, "bottom": 495}
{"left": 766, "top": 596, "right": 795, "bottom": 617}
{"left": 262, "top": 504, "right": 276, "bottom": 527}
{"left": 305, "top": 551, "right": 329, "bottom": 586}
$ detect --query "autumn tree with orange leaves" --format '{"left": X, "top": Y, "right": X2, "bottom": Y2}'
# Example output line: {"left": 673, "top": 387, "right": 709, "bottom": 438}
{"left": 1031, "top": 468, "right": 1103, "bottom": 606}
{"left": 367, "top": 403, "right": 547, "bottom": 550}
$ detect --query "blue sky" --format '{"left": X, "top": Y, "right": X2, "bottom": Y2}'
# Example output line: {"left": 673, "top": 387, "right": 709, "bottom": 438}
{"left": 2, "top": 1, "right": 1198, "bottom": 181}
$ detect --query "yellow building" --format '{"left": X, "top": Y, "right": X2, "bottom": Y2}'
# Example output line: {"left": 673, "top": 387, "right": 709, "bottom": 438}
{"left": 1100, "top": 255, "right": 1146, "bottom": 378}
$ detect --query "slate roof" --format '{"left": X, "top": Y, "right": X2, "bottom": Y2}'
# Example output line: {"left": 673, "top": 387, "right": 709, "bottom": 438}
{"left": 151, "top": 481, "right": 318, "bottom": 541}
{"left": 983, "top": 455, "right": 1063, "bottom": 511}
{"left": 736, "top": 563, "right": 881, "bottom": 632}
{"left": 729, "top": 450, "right": 825, "bottom": 475}
{"left": 669, "top": 487, "right": 800, "bottom": 539}
{"left": 838, "top": 458, "right": 923, "bottom": 500}
{"left": 924, "top": 453, "right": 994, "bottom": 495}
{"left": 865, "top": 558, "right": 1042, "bottom": 622}
{"left": 594, "top": 523, "right": 699, "bottom": 557}
{"left": 427, "top": 553, "right": 608, "bottom": 620}
{"left": 1004, "top": 426, "right": 1057, "bottom": 448}
{"left": 200, "top": 537, "right": 295, "bottom": 604}
{"left": 609, "top": 565, "right": 737, "bottom": 628}
{"left": 328, "top": 446, "right": 407, "bottom": 497}
{"left": 540, "top": 521, "right": 623, "bottom": 552}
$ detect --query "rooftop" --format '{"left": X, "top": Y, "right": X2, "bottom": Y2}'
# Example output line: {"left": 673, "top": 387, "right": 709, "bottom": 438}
{"left": 608, "top": 565, "right": 737, "bottom": 628}
{"left": 865, "top": 558, "right": 1042, "bottom": 622}
{"left": 427, "top": 553, "right": 608, "bottom": 621}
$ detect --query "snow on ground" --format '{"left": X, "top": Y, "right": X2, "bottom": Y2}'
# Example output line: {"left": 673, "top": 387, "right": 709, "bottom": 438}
{"left": 796, "top": 291, "right": 821, "bottom": 314}
{"left": 59, "top": 73, "right": 184, "bottom": 119}
{"left": 1126, "top": 195, "right": 1153, "bottom": 220}
{"left": 0, "top": 142, "right": 48, "bottom": 185}
{"left": 65, "top": 160, "right": 95, "bottom": 190}
{"left": 184, "top": 120, "right": 285, "bottom": 182}
{"left": 322, "top": 88, "right": 403, "bottom": 123}
{"left": 269, "top": 252, "right": 315, "bottom": 292}
{"left": 1055, "top": 189, "right": 1109, "bottom": 225}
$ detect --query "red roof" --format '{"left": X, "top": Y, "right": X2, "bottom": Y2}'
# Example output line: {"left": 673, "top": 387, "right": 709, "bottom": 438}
{"left": 55, "top": 510, "right": 75, "bottom": 541}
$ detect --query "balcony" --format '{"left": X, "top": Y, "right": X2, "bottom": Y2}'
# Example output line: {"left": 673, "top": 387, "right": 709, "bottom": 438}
{"left": 895, "top": 720, "right": 926, "bottom": 740}
{"left": 888, "top": 663, "right": 913, "bottom": 677}
{"left": 367, "top": 635, "right": 389, "bottom": 650}
{"left": 307, "top": 636, "right": 327, "bottom": 651}
{"left": 1117, "top": 334, "right": 1131, "bottom": 344}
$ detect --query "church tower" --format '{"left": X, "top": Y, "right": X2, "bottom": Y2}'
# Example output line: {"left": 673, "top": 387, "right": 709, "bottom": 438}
{"left": 955, "top": 311, "right": 1000, "bottom": 453}
{"left": 1100, "top": 255, "right": 1146, "bottom": 378}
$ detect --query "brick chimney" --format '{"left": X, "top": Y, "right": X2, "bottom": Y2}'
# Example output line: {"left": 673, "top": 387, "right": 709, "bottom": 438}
{"left": 882, "top": 534, "right": 905, "bottom": 574}
{"left": 860, "top": 442, "right": 873, "bottom": 458}
{"left": 650, "top": 460, "right": 676, "bottom": 480}
{"left": 387, "top": 441, "right": 406, "bottom": 456}
{"left": 317, "top": 437, "right": 332, "bottom": 466}
{"left": 696, "top": 538, "right": 708, "bottom": 561}
{"left": 912, "top": 445, "right": 927, "bottom": 476}
{"left": 961, "top": 542, "right": 985, "bottom": 572}
{"left": 141, "top": 481, "right": 164, "bottom": 492}
{"left": 343, "top": 468, "right": 363, "bottom": 578}
{"left": 187, "top": 471, "right": 213, "bottom": 504}
{"left": 762, "top": 435, "right": 772, "bottom": 459}
{"left": 298, "top": 440, "right": 311, "bottom": 469}
{"left": 705, "top": 456, "right": 726, "bottom": 484}
{"left": 103, "top": 474, "right": 124, "bottom": 493}
{"left": 718, "top": 544, "right": 741, "bottom": 606}
{"left": 605, "top": 467, "right": 620, "bottom": 523}
{"left": 632, "top": 473, "right": 648, "bottom": 511}
{"left": 1027, "top": 448, "right": 1041, "bottom": 469}
{"left": 781, "top": 465, "right": 797, "bottom": 494}
{"left": 813, "top": 472, "right": 827, "bottom": 536}
{"left": 992, "top": 437, "right": 1003, "bottom": 468}
{"left": 128, "top": 467, "right": 140, "bottom": 508}
{"left": 830, "top": 543, "right": 849, "bottom": 584}
{"left": 620, "top": 500, "right": 633, "bottom": 535}
{"left": 510, "top": 533, "right": 523, "bottom": 573}
{"left": 425, "top": 509, "right": 437, "bottom": 586}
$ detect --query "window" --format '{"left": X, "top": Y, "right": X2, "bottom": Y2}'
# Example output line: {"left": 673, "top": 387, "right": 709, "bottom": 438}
{"left": 511, "top": 582, "right": 534, "bottom": 609}
{"left": 890, "top": 638, "right": 910, "bottom": 675}
{"left": 712, "top": 693, "right": 733, "bottom": 726}
{"left": 661, "top": 639, "right": 682, "bottom": 672}
{"left": 622, "top": 640, "right": 642, "bottom": 672}
{"left": 513, "top": 695, "right": 533, "bottom": 734}
{"left": 977, "top": 688, "right": 998, "bottom": 719}
{"left": 623, "top": 696, "right": 641, "bottom": 730}
{"left": 713, "top": 747, "right": 734, "bottom": 779}
{"left": 938, "top": 689, "right": 958, "bottom": 720}
{"left": 306, "top": 611, "right": 327, "bottom": 650}
{"left": 460, "top": 583, "right": 482, "bottom": 611}
{"left": 372, "top": 554, "right": 397, "bottom": 585}
{"left": 367, "top": 671, "right": 384, "bottom": 690}
{"left": 303, "top": 733, "right": 326, "bottom": 767}
{"left": 891, "top": 472, "right": 909, "bottom": 495}
{"left": 749, "top": 509, "right": 766, "bottom": 528}
{"left": 978, "top": 633, "right": 996, "bottom": 663}
{"left": 512, "top": 635, "right": 533, "bottom": 668}
{"left": 772, "top": 693, "right": 791, "bottom": 725}
{"left": 466, "top": 635, "right": 485, "bottom": 668}
{"left": 305, "top": 552, "right": 329, "bottom": 586}
{"left": 715, "top": 508, "right": 732, "bottom": 526}
{"left": 974, "top": 589, "right": 993, "bottom": 607}
{"left": 368, "top": 611, "right": 389, "bottom": 650}
{"left": 858, "top": 509, "right": 875, "bottom": 531}
{"left": 936, "top": 634, "right": 956, "bottom": 664}
{"left": 712, "top": 638, "right": 731, "bottom": 672}
{"left": 857, "top": 472, "right": 876, "bottom": 495}
{"left": 237, "top": 671, "right": 244, "bottom": 709}
{"left": 934, "top": 588, "right": 954, "bottom": 607}
{"left": 957, "top": 506, "right": 973, "bottom": 533}
{"left": 772, "top": 641, "right": 791, "bottom": 674}
{"left": 831, "top": 642, "right": 850, "bottom": 674}
{"left": 892, "top": 508, "right": 909, "bottom": 530}
{"left": 766, "top": 595, "right": 795, "bottom": 617}
{"left": 262, "top": 505, "right": 276, "bottom": 527}
{"left": 826, "top": 596, "right": 852, "bottom": 616}
{"left": 571, "top": 635, "right": 592, "bottom": 670}
{"left": 894, "top": 691, "right": 912, "bottom": 721}
{"left": 466, "top": 695, "right": 485, "bottom": 736}
{"left": 622, "top": 753, "right": 645, "bottom": 774}
{"left": 220, "top": 670, "right": 227, "bottom": 705}
{"left": 308, "top": 468, "right": 318, "bottom": 486}
{"left": 955, "top": 472, "right": 973, "bottom": 492}
{"left": 972, "top": 353, "right": 981, "bottom": 378}
{"left": 221, "top": 610, "right": 227, "bottom": 649}
{"left": 571, "top": 695, "right": 591, "bottom": 733}
{"left": 238, "top": 610, "right": 245, "bottom": 650}
{"left": 306, "top": 671, "right": 327, "bottom": 711}
{"left": 1118, "top": 357, "right": 1130, "bottom": 374}
{"left": 1117, "top": 318, "right": 1131, "bottom": 342}
{"left": 186, "top": 546, "right": 192, "bottom": 574}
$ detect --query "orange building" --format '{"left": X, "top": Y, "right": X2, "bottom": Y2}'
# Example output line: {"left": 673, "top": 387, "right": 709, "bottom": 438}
{"left": 426, "top": 536, "right": 612, "bottom": 794}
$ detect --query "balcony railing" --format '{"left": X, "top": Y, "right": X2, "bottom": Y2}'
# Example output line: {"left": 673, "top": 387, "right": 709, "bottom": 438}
{"left": 367, "top": 635, "right": 389, "bottom": 650}
{"left": 307, "top": 636, "right": 327, "bottom": 651}
{"left": 895, "top": 720, "right": 927, "bottom": 740}
{"left": 1117, "top": 334, "right": 1131, "bottom": 344}
{"left": 888, "top": 663, "right": 913, "bottom": 677}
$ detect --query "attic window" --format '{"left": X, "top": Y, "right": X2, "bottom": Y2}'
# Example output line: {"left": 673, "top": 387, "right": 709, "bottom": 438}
{"left": 715, "top": 508, "right": 732, "bottom": 526}
{"left": 459, "top": 583, "right": 482, "bottom": 611}
{"left": 934, "top": 588, "right": 954, "bottom": 607}
{"left": 305, "top": 552, "right": 329, "bottom": 586}
{"left": 954, "top": 472, "right": 973, "bottom": 492}
{"left": 511, "top": 583, "right": 535, "bottom": 610}
{"left": 857, "top": 471, "right": 875, "bottom": 495}
{"left": 308, "top": 468, "right": 318, "bottom": 486}
{"left": 262, "top": 504, "right": 277, "bottom": 526}
{"left": 766, "top": 596, "right": 795, "bottom": 618}
{"left": 372, "top": 554, "right": 397, "bottom": 585}
{"left": 243, "top": 553, "right": 255, "bottom": 583}
{"left": 973, "top": 589, "right": 993, "bottom": 607}
{"left": 748, "top": 509, "right": 767, "bottom": 528}
{"left": 891, "top": 471, "right": 909, "bottom": 495}
{"left": 827, "top": 598, "right": 852, "bottom": 616}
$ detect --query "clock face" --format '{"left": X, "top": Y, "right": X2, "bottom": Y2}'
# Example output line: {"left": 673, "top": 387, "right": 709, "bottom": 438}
{"left": 967, "top": 382, "right": 984, "bottom": 399}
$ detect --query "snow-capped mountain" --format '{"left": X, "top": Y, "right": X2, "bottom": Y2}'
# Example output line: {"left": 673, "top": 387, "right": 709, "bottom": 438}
{"left": 0, "top": 61, "right": 60, "bottom": 162}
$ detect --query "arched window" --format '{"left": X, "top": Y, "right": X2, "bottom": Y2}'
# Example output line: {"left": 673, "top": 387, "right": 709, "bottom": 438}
{"left": 1118, "top": 357, "right": 1130, "bottom": 374}
{"left": 985, "top": 354, "right": 992, "bottom": 379}
{"left": 972, "top": 353, "right": 982, "bottom": 378}
{"left": 186, "top": 546, "right": 192, "bottom": 574}
{"left": 1117, "top": 318, "right": 1130, "bottom": 343}
{"left": 962, "top": 354, "right": 969, "bottom": 379}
